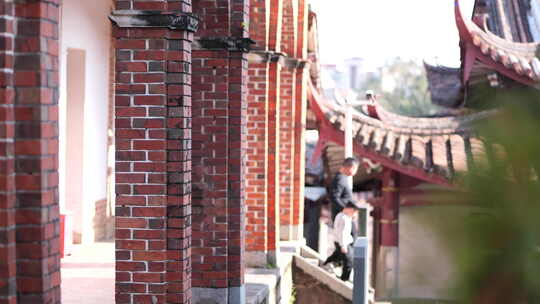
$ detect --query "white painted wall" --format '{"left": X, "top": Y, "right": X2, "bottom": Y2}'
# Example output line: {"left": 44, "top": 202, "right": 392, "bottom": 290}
{"left": 59, "top": 0, "right": 112, "bottom": 244}
{"left": 398, "top": 205, "right": 474, "bottom": 300}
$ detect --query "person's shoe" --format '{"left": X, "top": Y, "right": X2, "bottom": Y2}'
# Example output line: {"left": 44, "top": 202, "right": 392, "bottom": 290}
{"left": 321, "top": 263, "right": 337, "bottom": 275}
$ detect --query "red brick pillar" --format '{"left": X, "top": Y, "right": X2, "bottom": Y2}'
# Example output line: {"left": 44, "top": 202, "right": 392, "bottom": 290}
{"left": 110, "top": 2, "right": 196, "bottom": 303}
{"left": 266, "top": 0, "right": 283, "bottom": 259}
{"left": 0, "top": 0, "right": 62, "bottom": 303}
{"left": 245, "top": 59, "right": 270, "bottom": 266}
{"left": 291, "top": 0, "right": 308, "bottom": 241}
{"left": 278, "top": 0, "right": 296, "bottom": 241}
{"left": 0, "top": 2, "right": 17, "bottom": 303}
{"left": 191, "top": 1, "right": 249, "bottom": 302}
{"left": 244, "top": 0, "right": 271, "bottom": 267}
{"left": 374, "top": 169, "right": 400, "bottom": 298}
{"left": 12, "top": 1, "right": 62, "bottom": 303}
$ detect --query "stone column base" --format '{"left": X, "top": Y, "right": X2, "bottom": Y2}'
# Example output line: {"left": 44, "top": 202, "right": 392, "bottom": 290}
{"left": 375, "top": 246, "right": 399, "bottom": 299}
{"left": 245, "top": 250, "right": 278, "bottom": 268}
{"left": 192, "top": 286, "right": 245, "bottom": 304}
{"left": 280, "top": 224, "right": 302, "bottom": 241}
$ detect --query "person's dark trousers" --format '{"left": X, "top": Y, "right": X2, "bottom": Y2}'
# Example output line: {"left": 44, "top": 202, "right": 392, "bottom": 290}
{"left": 323, "top": 242, "right": 353, "bottom": 281}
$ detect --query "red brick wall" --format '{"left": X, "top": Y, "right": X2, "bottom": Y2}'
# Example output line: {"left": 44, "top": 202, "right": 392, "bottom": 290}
{"left": 281, "top": 0, "right": 296, "bottom": 56}
{"left": 0, "top": 0, "right": 62, "bottom": 303}
{"left": 0, "top": 1, "right": 17, "bottom": 303}
{"left": 292, "top": 66, "right": 307, "bottom": 232}
{"left": 191, "top": 0, "right": 249, "bottom": 291}
{"left": 267, "top": 61, "right": 281, "bottom": 251}
{"left": 245, "top": 0, "right": 270, "bottom": 264}
{"left": 266, "top": 0, "right": 283, "bottom": 254}
{"left": 113, "top": 1, "right": 194, "bottom": 303}
{"left": 278, "top": 66, "right": 295, "bottom": 237}
{"left": 279, "top": 0, "right": 297, "bottom": 240}
{"left": 269, "top": 0, "right": 283, "bottom": 52}
{"left": 245, "top": 60, "right": 270, "bottom": 255}
{"left": 244, "top": 0, "right": 309, "bottom": 250}
{"left": 292, "top": 0, "right": 308, "bottom": 235}
{"left": 249, "top": 0, "right": 269, "bottom": 48}
{"left": 13, "top": 0, "right": 62, "bottom": 296}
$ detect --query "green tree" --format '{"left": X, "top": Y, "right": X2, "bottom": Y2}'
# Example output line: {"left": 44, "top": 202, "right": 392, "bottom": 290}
{"left": 357, "top": 58, "right": 444, "bottom": 117}
{"left": 448, "top": 88, "right": 540, "bottom": 303}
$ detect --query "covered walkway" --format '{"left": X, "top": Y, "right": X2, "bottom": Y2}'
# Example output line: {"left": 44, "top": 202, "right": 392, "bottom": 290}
{"left": 61, "top": 243, "right": 114, "bottom": 304}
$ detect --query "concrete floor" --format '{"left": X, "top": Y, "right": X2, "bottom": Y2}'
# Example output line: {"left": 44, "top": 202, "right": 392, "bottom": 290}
{"left": 61, "top": 242, "right": 115, "bottom": 304}
{"left": 59, "top": 242, "right": 285, "bottom": 304}
{"left": 59, "top": 239, "right": 355, "bottom": 304}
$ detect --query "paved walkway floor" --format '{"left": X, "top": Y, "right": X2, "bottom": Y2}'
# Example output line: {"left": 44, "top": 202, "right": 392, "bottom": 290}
{"left": 61, "top": 242, "right": 115, "bottom": 304}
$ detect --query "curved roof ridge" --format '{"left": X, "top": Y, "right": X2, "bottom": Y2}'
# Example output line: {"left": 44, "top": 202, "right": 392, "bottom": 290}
{"left": 423, "top": 61, "right": 461, "bottom": 74}
{"left": 455, "top": 0, "right": 540, "bottom": 84}
{"left": 316, "top": 83, "right": 493, "bottom": 136}
{"left": 372, "top": 105, "right": 496, "bottom": 134}
{"left": 308, "top": 79, "right": 488, "bottom": 184}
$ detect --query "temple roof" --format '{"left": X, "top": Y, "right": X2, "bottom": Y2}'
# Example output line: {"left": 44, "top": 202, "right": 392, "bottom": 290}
{"left": 304, "top": 1, "right": 507, "bottom": 185}
{"left": 424, "top": 62, "right": 463, "bottom": 108}
{"left": 455, "top": 0, "right": 540, "bottom": 87}
{"left": 308, "top": 80, "right": 492, "bottom": 185}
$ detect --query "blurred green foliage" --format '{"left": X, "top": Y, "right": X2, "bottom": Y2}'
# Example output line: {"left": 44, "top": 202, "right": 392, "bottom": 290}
{"left": 450, "top": 87, "right": 540, "bottom": 303}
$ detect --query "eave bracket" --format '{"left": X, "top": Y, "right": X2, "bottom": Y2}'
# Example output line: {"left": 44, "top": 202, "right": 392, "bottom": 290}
{"left": 110, "top": 10, "right": 200, "bottom": 32}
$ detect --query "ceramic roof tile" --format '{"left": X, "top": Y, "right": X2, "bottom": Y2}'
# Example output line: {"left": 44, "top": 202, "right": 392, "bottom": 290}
{"left": 307, "top": 79, "right": 489, "bottom": 184}
{"left": 431, "top": 136, "right": 451, "bottom": 176}
{"left": 449, "top": 135, "right": 468, "bottom": 172}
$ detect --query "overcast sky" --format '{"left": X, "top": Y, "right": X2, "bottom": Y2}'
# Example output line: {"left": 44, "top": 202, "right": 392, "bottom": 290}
{"left": 310, "top": 0, "right": 476, "bottom": 68}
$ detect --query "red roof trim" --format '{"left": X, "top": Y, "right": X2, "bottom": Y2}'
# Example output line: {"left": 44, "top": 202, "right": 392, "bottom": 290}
{"left": 307, "top": 82, "right": 452, "bottom": 187}
{"left": 455, "top": 0, "right": 540, "bottom": 86}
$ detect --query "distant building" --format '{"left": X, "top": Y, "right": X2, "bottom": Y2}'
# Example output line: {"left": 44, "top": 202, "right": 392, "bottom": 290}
{"left": 322, "top": 57, "right": 368, "bottom": 91}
